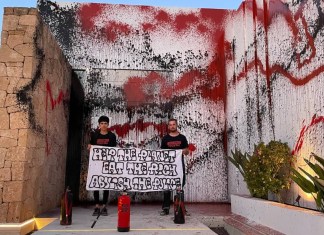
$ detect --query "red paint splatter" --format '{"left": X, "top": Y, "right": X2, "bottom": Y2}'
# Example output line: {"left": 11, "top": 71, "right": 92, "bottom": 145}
{"left": 155, "top": 10, "right": 171, "bottom": 22}
{"left": 45, "top": 80, "right": 68, "bottom": 155}
{"left": 188, "top": 143, "right": 196, "bottom": 152}
{"left": 78, "top": 3, "right": 104, "bottom": 33}
{"left": 292, "top": 115, "right": 324, "bottom": 155}
{"left": 123, "top": 72, "right": 172, "bottom": 107}
{"left": 142, "top": 23, "right": 156, "bottom": 32}
{"left": 110, "top": 119, "right": 168, "bottom": 138}
{"left": 104, "top": 21, "right": 131, "bottom": 42}
{"left": 174, "top": 13, "right": 199, "bottom": 32}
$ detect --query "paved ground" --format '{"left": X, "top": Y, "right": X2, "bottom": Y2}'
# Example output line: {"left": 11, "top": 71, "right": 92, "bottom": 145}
{"left": 33, "top": 203, "right": 231, "bottom": 235}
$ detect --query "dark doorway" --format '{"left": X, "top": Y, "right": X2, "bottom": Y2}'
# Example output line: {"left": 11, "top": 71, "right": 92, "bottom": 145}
{"left": 65, "top": 72, "right": 85, "bottom": 203}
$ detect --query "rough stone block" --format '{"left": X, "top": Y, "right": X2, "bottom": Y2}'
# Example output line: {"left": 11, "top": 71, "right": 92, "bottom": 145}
{"left": 0, "top": 108, "right": 9, "bottom": 129}
{"left": 28, "top": 8, "right": 38, "bottom": 15}
{"left": 7, "top": 201, "right": 22, "bottom": 222}
{"left": 3, "top": 181, "right": 24, "bottom": 202}
{"left": 7, "top": 105, "right": 22, "bottom": 113}
{"left": 8, "top": 30, "right": 25, "bottom": 35}
{"left": 14, "top": 8, "right": 29, "bottom": 16}
{"left": 5, "top": 93, "right": 18, "bottom": 107}
{"left": 7, "top": 34, "right": 24, "bottom": 49}
{"left": 4, "top": 7, "right": 14, "bottom": 15}
{"left": 16, "top": 79, "right": 32, "bottom": 91}
{"left": 14, "top": 44, "right": 35, "bottom": 57}
{"left": 0, "top": 45, "right": 24, "bottom": 63}
{"left": 0, "top": 148, "right": 7, "bottom": 168}
{"left": 0, "top": 63, "right": 6, "bottom": 77}
{"left": 0, "top": 203, "right": 8, "bottom": 223}
{"left": 6, "top": 147, "right": 28, "bottom": 162}
{"left": 23, "top": 179, "right": 34, "bottom": 200}
{"left": 0, "top": 129, "right": 18, "bottom": 139}
{"left": 7, "top": 66, "right": 23, "bottom": 77}
{"left": 0, "top": 137, "right": 17, "bottom": 148}
{"left": 4, "top": 161, "right": 11, "bottom": 168}
{"left": 21, "top": 197, "right": 34, "bottom": 221}
{"left": 0, "top": 90, "right": 6, "bottom": 107}
{"left": 23, "top": 57, "right": 36, "bottom": 78}
{"left": 3, "top": 15, "right": 19, "bottom": 31}
{"left": 0, "top": 168, "right": 11, "bottom": 181}
{"left": 5, "top": 62, "right": 23, "bottom": 67}
{"left": 1, "top": 31, "right": 9, "bottom": 45}
{"left": 23, "top": 26, "right": 36, "bottom": 44}
{"left": 16, "top": 25, "right": 28, "bottom": 31}
{"left": 11, "top": 162, "right": 29, "bottom": 181}
{"left": 0, "top": 77, "right": 9, "bottom": 91}
{"left": 19, "top": 15, "right": 38, "bottom": 26}
{"left": 10, "top": 111, "right": 29, "bottom": 129}
{"left": 7, "top": 76, "right": 20, "bottom": 93}
{"left": 18, "top": 129, "right": 28, "bottom": 147}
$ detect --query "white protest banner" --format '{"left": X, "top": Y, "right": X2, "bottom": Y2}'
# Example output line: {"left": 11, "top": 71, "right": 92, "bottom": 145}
{"left": 86, "top": 146, "right": 183, "bottom": 192}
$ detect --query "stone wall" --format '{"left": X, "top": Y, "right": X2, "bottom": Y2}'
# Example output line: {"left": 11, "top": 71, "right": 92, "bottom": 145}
{"left": 0, "top": 7, "right": 72, "bottom": 222}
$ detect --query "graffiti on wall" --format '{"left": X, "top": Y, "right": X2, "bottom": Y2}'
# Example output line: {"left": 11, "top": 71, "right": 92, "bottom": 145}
{"left": 37, "top": 0, "right": 324, "bottom": 206}
{"left": 225, "top": 0, "right": 324, "bottom": 208}
{"left": 38, "top": 1, "right": 230, "bottom": 202}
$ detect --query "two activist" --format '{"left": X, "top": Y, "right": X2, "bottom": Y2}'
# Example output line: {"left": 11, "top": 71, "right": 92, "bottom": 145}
{"left": 87, "top": 115, "right": 117, "bottom": 216}
{"left": 160, "top": 118, "right": 190, "bottom": 216}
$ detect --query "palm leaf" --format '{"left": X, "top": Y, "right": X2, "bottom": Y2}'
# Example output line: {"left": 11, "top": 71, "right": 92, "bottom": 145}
{"left": 291, "top": 168, "right": 316, "bottom": 193}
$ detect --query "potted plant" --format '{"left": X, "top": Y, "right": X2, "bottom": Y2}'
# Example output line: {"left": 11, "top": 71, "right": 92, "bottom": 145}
{"left": 228, "top": 140, "right": 294, "bottom": 200}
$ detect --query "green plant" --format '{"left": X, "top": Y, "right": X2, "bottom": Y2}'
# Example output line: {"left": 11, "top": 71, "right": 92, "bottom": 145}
{"left": 291, "top": 153, "right": 324, "bottom": 211}
{"left": 228, "top": 141, "right": 294, "bottom": 200}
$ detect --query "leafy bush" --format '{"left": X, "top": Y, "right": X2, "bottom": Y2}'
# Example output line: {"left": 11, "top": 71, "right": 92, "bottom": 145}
{"left": 228, "top": 141, "right": 294, "bottom": 200}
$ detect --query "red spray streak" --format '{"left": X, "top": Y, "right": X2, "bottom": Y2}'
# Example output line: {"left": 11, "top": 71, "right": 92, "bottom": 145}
{"left": 110, "top": 119, "right": 168, "bottom": 138}
{"left": 45, "top": 80, "right": 67, "bottom": 155}
{"left": 234, "top": 0, "right": 320, "bottom": 87}
{"left": 110, "top": 119, "right": 197, "bottom": 152}
{"left": 77, "top": 3, "right": 229, "bottom": 42}
{"left": 292, "top": 115, "right": 324, "bottom": 155}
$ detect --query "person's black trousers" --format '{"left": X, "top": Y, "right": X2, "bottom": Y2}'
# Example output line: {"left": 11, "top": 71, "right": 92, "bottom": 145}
{"left": 94, "top": 190, "right": 109, "bottom": 205}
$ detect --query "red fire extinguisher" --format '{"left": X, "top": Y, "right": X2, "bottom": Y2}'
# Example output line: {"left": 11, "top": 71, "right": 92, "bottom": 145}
{"left": 60, "top": 186, "right": 73, "bottom": 225}
{"left": 117, "top": 191, "right": 130, "bottom": 232}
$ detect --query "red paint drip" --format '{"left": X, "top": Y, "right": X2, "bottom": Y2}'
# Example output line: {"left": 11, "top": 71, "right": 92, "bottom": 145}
{"left": 110, "top": 119, "right": 168, "bottom": 138}
{"left": 292, "top": 115, "right": 324, "bottom": 155}
{"left": 45, "top": 80, "right": 67, "bottom": 155}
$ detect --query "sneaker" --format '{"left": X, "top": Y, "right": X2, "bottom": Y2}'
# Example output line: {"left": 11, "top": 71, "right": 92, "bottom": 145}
{"left": 160, "top": 209, "right": 169, "bottom": 216}
{"left": 92, "top": 207, "right": 100, "bottom": 216}
{"left": 101, "top": 207, "right": 108, "bottom": 216}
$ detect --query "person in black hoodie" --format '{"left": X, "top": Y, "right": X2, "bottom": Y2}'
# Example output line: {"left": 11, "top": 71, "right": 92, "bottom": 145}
{"left": 87, "top": 115, "right": 117, "bottom": 216}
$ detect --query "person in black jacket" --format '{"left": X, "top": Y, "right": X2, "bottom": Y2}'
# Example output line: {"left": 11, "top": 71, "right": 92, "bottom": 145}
{"left": 160, "top": 118, "right": 189, "bottom": 216}
{"left": 87, "top": 115, "right": 117, "bottom": 216}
